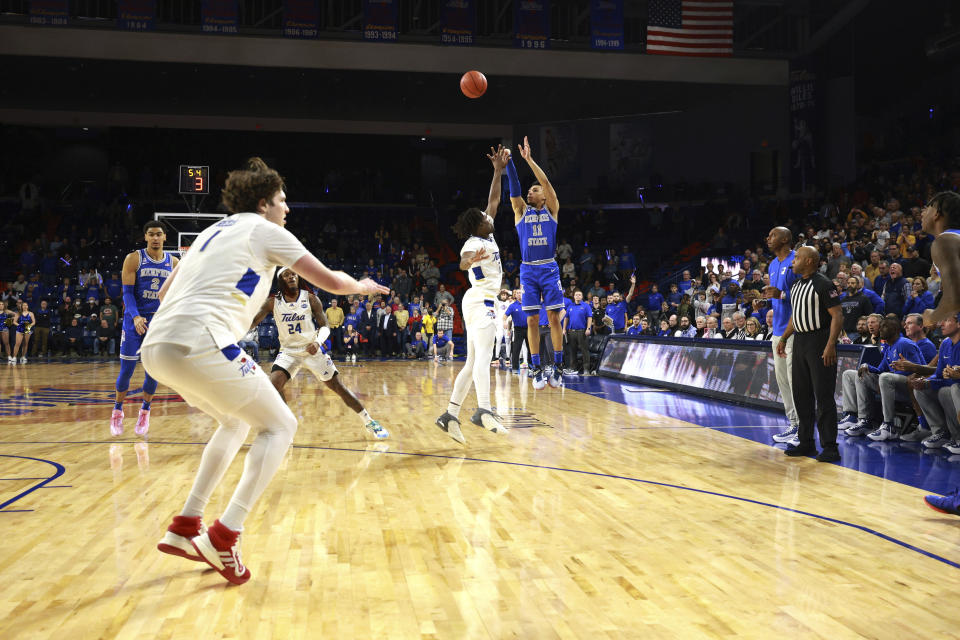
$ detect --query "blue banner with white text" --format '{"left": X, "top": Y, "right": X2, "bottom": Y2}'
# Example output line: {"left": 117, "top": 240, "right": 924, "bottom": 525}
{"left": 590, "top": 0, "right": 623, "bottom": 50}
{"left": 363, "top": 0, "right": 399, "bottom": 42}
{"left": 29, "top": 0, "right": 69, "bottom": 26}
{"left": 201, "top": 0, "right": 239, "bottom": 34}
{"left": 117, "top": 0, "right": 156, "bottom": 31}
{"left": 514, "top": 0, "right": 550, "bottom": 49}
{"left": 283, "top": 0, "right": 319, "bottom": 38}
{"left": 441, "top": 0, "right": 475, "bottom": 46}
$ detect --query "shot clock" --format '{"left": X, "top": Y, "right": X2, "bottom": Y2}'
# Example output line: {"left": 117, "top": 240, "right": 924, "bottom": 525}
{"left": 178, "top": 165, "right": 210, "bottom": 195}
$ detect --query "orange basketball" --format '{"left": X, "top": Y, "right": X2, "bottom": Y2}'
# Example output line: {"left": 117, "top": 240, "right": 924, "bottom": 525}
{"left": 460, "top": 70, "right": 487, "bottom": 99}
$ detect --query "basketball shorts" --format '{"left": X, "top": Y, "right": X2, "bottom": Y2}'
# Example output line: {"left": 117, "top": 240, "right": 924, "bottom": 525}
{"left": 273, "top": 349, "right": 337, "bottom": 382}
{"left": 520, "top": 262, "right": 564, "bottom": 313}
{"left": 141, "top": 333, "right": 271, "bottom": 417}
{"left": 120, "top": 314, "right": 156, "bottom": 361}
{"left": 461, "top": 288, "right": 497, "bottom": 330}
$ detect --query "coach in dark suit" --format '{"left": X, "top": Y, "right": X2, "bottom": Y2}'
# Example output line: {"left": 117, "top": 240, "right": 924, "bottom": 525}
{"left": 776, "top": 246, "right": 844, "bottom": 462}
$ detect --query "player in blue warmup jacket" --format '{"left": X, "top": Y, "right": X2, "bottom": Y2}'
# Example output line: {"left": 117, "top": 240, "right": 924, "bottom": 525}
{"left": 504, "top": 136, "right": 565, "bottom": 390}
{"left": 110, "top": 220, "right": 178, "bottom": 437}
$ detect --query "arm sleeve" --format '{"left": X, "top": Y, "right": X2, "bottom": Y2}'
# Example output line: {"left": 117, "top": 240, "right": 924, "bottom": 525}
{"left": 505, "top": 158, "right": 522, "bottom": 198}
{"left": 122, "top": 284, "right": 140, "bottom": 319}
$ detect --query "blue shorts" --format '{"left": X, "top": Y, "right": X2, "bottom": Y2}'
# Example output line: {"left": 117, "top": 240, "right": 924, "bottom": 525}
{"left": 520, "top": 262, "right": 564, "bottom": 313}
{"left": 120, "top": 314, "right": 152, "bottom": 361}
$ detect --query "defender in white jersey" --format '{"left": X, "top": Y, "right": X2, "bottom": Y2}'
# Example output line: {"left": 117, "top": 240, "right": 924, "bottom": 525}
{"left": 921, "top": 192, "right": 960, "bottom": 327}
{"left": 248, "top": 268, "right": 387, "bottom": 439}
{"left": 435, "top": 146, "right": 510, "bottom": 444}
{"left": 144, "top": 157, "right": 388, "bottom": 585}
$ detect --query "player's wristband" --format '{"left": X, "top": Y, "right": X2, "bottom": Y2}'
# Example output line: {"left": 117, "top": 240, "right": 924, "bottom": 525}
{"left": 505, "top": 157, "right": 522, "bottom": 198}
{"left": 122, "top": 285, "right": 140, "bottom": 319}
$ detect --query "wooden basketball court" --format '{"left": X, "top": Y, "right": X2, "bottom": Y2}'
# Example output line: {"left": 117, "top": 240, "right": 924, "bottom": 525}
{"left": 1, "top": 359, "right": 959, "bottom": 639}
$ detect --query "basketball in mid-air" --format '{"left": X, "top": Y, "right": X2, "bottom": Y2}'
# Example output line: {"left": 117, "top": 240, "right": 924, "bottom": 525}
{"left": 460, "top": 70, "right": 487, "bottom": 99}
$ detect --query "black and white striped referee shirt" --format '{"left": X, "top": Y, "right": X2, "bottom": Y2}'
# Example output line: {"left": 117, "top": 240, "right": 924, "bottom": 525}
{"left": 789, "top": 272, "right": 840, "bottom": 333}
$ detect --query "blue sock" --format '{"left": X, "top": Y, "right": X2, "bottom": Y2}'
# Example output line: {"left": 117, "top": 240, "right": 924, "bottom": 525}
{"left": 141, "top": 400, "right": 151, "bottom": 412}
{"left": 531, "top": 353, "right": 541, "bottom": 367}
{"left": 919, "top": 415, "right": 929, "bottom": 430}
{"left": 554, "top": 351, "right": 563, "bottom": 366}
{"left": 114, "top": 402, "right": 122, "bottom": 411}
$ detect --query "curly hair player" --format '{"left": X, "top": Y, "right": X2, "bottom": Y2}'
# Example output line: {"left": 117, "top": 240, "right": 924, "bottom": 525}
{"left": 145, "top": 157, "right": 388, "bottom": 585}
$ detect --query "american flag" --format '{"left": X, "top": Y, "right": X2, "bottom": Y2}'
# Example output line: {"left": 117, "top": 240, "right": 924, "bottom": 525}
{"left": 647, "top": 0, "right": 733, "bottom": 57}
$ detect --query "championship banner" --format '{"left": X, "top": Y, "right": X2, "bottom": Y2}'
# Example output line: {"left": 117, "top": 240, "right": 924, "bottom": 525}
{"left": 29, "top": 0, "right": 69, "bottom": 26}
{"left": 590, "top": 0, "right": 623, "bottom": 50}
{"left": 789, "top": 58, "right": 819, "bottom": 193}
{"left": 117, "top": 0, "right": 156, "bottom": 32}
{"left": 201, "top": 0, "right": 239, "bottom": 35}
{"left": 363, "top": 0, "right": 399, "bottom": 42}
{"left": 283, "top": 0, "right": 319, "bottom": 39}
{"left": 514, "top": 0, "right": 550, "bottom": 49}
{"left": 441, "top": 0, "right": 475, "bottom": 46}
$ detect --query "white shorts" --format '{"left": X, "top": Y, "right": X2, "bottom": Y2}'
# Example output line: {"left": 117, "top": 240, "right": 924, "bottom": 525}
{"left": 462, "top": 289, "right": 497, "bottom": 330}
{"left": 141, "top": 333, "right": 280, "bottom": 417}
{"left": 273, "top": 349, "right": 337, "bottom": 382}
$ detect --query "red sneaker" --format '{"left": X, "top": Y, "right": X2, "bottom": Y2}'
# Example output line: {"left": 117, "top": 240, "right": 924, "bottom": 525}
{"left": 191, "top": 519, "right": 250, "bottom": 585}
{"left": 157, "top": 515, "right": 205, "bottom": 562}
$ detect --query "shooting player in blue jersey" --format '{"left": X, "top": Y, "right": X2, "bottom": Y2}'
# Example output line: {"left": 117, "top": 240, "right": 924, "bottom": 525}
{"left": 504, "top": 136, "right": 564, "bottom": 390}
{"left": 110, "top": 220, "right": 178, "bottom": 437}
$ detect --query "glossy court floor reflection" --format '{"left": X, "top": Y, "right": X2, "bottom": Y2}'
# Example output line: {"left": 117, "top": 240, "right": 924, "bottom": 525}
{"left": 1, "top": 359, "right": 960, "bottom": 639}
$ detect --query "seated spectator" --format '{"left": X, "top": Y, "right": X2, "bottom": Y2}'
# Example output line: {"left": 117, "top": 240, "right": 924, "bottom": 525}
{"left": 718, "top": 316, "right": 737, "bottom": 339}
{"left": 656, "top": 320, "right": 671, "bottom": 337}
{"left": 65, "top": 316, "right": 84, "bottom": 355}
{"left": 674, "top": 316, "right": 696, "bottom": 338}
{"left": 626, "top": 315, "right": 643, "bottom": 335}
{"left": 694, "top": 315, "right": 707, "bottom": 337}
{"left": 405, "top": 331, "right": 428, "bottom": 359}
{"left": 238, "top": 328, "right": 259, "bottom": 361}
{"left": 840, "top": 276, "right": 874, "bottom": 336}
{"left": 94, "top": 319, "right": 115, "bottom": 357}
{"left": 903, "top": 277, "right": 935, "bottom": 316}
{"left": 702, "top": 316, "right": 720, "bottom": 339}
{"left": 850, "top": 316, "right": 870, "bottom": 344}
{"left": 927, "top": 265, "right": 941, "bottom": 297}
{"left": 729, "top": 312, "right": 748, "bottom": 340}
{"left": 841, "top": 317, "right": 926, "bottom": 440}
{"left": 666, "top": 314, "right": 679, "bottom": 333}
{"left": 744, "top": 316, "right": 766, "bottom": 340}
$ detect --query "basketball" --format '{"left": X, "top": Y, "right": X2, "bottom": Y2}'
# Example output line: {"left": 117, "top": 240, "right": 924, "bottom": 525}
{"left": 460, "top": 70, "right": 487, "bottom": 98}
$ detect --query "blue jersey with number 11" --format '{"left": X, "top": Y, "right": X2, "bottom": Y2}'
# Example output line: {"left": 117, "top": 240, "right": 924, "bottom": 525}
{"left": 516, "top": 205, "right": 557, "bottom": 263}
{"left": 135, "top": 249, "right": 173, "bottom": 317}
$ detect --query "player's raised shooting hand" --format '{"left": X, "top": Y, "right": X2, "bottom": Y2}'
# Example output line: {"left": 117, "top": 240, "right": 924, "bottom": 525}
{"left": 356, "top": 278, "right": 390, "bottom": 296}
{"left": 519, "top": 136, "right": 532, "bottom": 162}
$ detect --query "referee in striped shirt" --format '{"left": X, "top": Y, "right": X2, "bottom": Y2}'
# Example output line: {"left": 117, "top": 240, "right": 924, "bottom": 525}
{"left": 775, "top": 246, "right": 844, "bottom": 462}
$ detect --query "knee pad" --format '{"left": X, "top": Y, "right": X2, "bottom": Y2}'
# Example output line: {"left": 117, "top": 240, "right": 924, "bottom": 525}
{"left": 115, "top": 358, "right": 138, "bottom": 392}
{"left": 142, "top": 373, "right": 159, "bottom": 396}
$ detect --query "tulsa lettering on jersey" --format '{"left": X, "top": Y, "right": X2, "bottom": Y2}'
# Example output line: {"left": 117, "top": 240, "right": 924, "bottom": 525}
{"left": 280, "top": 312, "right": 306, "bottom": 323}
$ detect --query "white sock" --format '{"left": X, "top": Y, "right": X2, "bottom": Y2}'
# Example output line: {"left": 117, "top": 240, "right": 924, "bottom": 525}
{"left": 182, "top": 416, "right": 251, "bottom": 518}
{"left": 357, "top": 408, "right": 373, "bottom": 425}
{"left": 446, "top": 400, "right": 463, "bottom": 419}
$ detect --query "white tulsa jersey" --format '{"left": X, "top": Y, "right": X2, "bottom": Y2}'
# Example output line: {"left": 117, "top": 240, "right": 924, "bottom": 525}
{"left": 144, "top": 213, "right": 309, "bottom": 351}
{"left": 274, "top": 289, "right": 318, "bottom": 351}
{"left": 461, "top": 234, "right": 503, "bottom": 299}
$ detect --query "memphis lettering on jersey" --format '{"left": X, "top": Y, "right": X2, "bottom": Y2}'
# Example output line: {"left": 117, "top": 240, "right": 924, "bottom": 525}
{"left": 139, "top": 266, "right": 170, "bottom": 300}
{"left": 524, "top": 212, "right": 552, "bottom": 247}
